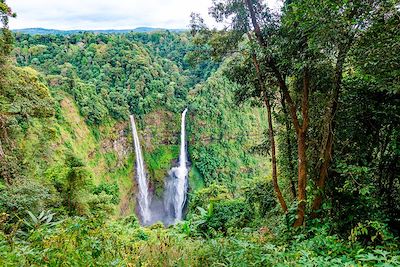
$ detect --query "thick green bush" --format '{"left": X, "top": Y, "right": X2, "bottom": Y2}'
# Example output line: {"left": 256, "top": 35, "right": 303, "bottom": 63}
{"left": 199, "top": 198, "right": 254, "bottom": 235}
{"left": 243, "top": 177, "right": 276, "bottom": 218}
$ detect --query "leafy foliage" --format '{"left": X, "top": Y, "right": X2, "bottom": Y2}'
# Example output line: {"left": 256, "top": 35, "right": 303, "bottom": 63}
{"left": 0, "top": 0, "right": 399, "bottom": 265}
{"left": 12, "top": 31, "right": 216, "bottom": 123}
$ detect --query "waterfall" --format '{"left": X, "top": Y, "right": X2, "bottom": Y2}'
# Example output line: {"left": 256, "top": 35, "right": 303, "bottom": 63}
{"left": 129, "top": 109, "right": 189, "bottom": 226}
{"left": 129, "top": 115, "right": 151, "bottom": 224}
{"left": 174, "top": 108, "right": 189, "bottom": 220}
{"left": 164, "top": 108, "right": 189, "bottom": 222}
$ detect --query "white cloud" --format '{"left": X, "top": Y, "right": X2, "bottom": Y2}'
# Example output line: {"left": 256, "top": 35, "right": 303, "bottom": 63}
{"left": 7, "top": 0, "right": 281, "bottom": 30}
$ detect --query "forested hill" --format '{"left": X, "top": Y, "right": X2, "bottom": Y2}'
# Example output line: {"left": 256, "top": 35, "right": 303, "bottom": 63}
{"left": 1, "top": 0, "right": 400, "bottom": 266}
{"left": 12, "top": 27, "right": 186, "bottom": 35}
{"left": 12, "top": 31, "right": 209, "bottom": 120}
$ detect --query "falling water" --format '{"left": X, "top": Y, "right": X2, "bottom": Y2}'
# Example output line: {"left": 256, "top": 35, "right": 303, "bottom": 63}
{"left": 129, "top": 115, "right": 151, "bottom": 224}
{"left": 164, "top": 108, "right": 189, "bottom": 222}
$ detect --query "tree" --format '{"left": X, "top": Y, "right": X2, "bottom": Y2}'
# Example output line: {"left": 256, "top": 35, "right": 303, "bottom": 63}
{"left": 64, "top": 153, "right": 91, "bottom": 215}
{"left": 0, "top": 67, "right": 54, "bottom": 183}
{"left": 0, "top": 0, "right": 14, "bottom": 165}
{"left": 0, "top": 0, "right": 16, "bottom": 66}
{"left": 194, "top": 0, "right": 399, "bottom": 227}
{"left": 191, "top": 0, "right": 288, "bottom": 212}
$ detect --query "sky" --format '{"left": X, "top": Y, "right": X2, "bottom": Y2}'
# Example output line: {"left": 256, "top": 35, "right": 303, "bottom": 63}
{"left": 8, "top": 0, "right": 281, "bottom": 30}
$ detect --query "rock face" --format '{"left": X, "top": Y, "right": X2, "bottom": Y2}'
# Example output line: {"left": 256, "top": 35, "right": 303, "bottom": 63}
{"left": 100, "top": 122, "right": 131, "bottom": 168}
{"left": 142, "top": 110, "right": 179, "bottom": 152}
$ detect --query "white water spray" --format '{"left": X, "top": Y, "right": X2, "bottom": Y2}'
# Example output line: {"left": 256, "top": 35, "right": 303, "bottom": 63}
{"left": 164, "top": 108, "right": 189, "bottom": 222}
{"left": 129, "top": 115, "right": 151, "bottom": 224}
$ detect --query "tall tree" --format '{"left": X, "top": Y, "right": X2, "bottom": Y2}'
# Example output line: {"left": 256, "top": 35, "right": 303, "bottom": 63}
{"left": 0, "top": 0, "right": 15, "bottom": 165}
{"left": 0, "top": 0, "right": 15, "bottom": 66}
{"left": 192, "top": 1, "right": 289, "bottom": 212}
{"left": 241, "top": 0, "right": 310, "bottom": 226}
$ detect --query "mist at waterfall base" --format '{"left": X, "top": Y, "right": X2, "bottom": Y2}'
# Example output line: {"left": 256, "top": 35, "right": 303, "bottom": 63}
{"left": 129, "top": 109, "right": 189, "bottom": 226}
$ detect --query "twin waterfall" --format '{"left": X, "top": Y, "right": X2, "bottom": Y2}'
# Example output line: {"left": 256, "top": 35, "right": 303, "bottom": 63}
{"left": 129, "top": 109, "right": 189, "bottom": 225}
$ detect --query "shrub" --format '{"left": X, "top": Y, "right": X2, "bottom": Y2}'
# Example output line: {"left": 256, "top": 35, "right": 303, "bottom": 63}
{"left": 0, "top": 179, "right": 56, "bottom": 218}
{"left": 189, "top": 183, "right": 230, "bottom": 211}
{"left": 243, "top": 177, "right": 276, "bottom": 218}
{"left": 198, "top": 198, "right": 254, "bottom": 235}
{"left": 350, "top": 220, "right": 394, "bottom": 246}
{"left": 92, "top": 182, "right": 120, "bottom": 205}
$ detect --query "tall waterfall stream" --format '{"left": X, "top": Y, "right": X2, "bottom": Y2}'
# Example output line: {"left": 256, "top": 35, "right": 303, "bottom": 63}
{"left": 129, "top": 109, "right": 189, "bottom": 226}
{"left": 164, "top": 108, "right": 189, "bottom": 223}
{"left": 129, "top": 115, "right": 151, "bottom": 224}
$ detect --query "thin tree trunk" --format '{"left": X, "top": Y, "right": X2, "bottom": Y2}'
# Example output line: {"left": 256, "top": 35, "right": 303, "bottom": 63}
{"left": 244, "top": 0, "right": 308, "bottom": 225}
{"left": 243, "top": 0, "right": 300, "bottom": 131}
{"left": 293, "top": 68, "right": 310, "bottom": 227}
{"left": 311, "top": 46, "right": 347, "bottom": 216}
{"left": 0, "top": 116, "right": 10, "bottom": 184}
{"left": 287, "top": 129, "right": 297, "bottom": 199}
{"left": 0, "top": 140, "right": 4, "bottom": 160}
{"left": 265, "top": 96, "right": 288, "bottom": 212}
{"left": 244, "top": 0, "right": 267, "bottom": 47}
{"left": 271, "top": 64, "right": 308, "bottom": 226}
{"left": 281, "top": 91, "right": 297, "bottom": 199}
{"left": 294, "top": 130, "right": 307, "bottom": 226}
{"left": 249, "top": 50, "right": 288, "bottom": 212}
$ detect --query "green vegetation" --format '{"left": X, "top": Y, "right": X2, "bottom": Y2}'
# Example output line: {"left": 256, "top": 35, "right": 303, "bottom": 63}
{"left": 145, "top": 144, "right": 179, "bottom": 196}
{"left": 1, "top": 0, "right": 399, "bottom": 265}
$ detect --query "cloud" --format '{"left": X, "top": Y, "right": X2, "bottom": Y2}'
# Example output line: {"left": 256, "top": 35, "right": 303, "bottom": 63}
{"left": 7, "top": 0, "right": 281, "bottom": 30}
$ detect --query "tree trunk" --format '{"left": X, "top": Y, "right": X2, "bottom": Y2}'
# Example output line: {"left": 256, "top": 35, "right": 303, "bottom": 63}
{"left": 311, "top": 46, "right": 348, "bottom": 216}
{"left": 249, "top": 50, "right": 288, "bottom": 212}
{"left": 294, "top": 130, "right": 307, "bottom": 226}
{"left": 311, "top": 121, "right": 334, "bottom": 217}
{"left": 244, "top": 0, "right": 267, "bottom": 47}
{"left": 293, "top": 69, "right": 310, "bottom": 227}
{"left": 0, "top": 140, "right": 4, "bottom": 160}
{"left": 244, "top": 0, "right": 308, "bottom": 225}
{"left": 287, "top": 124, "right": 297, "bottom": 199}
{"left": 269, "top": 62, "right": 309, "bottom": 227}
{"left": 0, "top": 116, "right": 10, "bottom": 184}
{"left": 265, "top": 96, "right": 288, "bottom": 212}
{"left": 281, "top": 91, "right": 297, "bottom": 199}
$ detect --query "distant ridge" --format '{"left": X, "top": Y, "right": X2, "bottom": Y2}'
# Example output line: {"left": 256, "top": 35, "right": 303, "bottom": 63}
{"left": 12, "top": 27, "right": 187, "bottom": 35}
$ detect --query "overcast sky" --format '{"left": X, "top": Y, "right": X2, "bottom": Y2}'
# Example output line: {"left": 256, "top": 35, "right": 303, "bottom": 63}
{"left": 8, "top": 0, "right": 281, "bottom": 30}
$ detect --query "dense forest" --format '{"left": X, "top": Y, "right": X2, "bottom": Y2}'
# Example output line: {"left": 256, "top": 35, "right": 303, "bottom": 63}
{"left": 1, "top": 0, "right": 399, "bottom": 266}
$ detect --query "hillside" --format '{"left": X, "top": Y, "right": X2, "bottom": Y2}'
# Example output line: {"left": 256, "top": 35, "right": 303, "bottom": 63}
{"left": 12, "top": 27, "right": 186, "bottom": 35}
{"left": 2, "top": 29, "right": 271, "bottom": 218}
